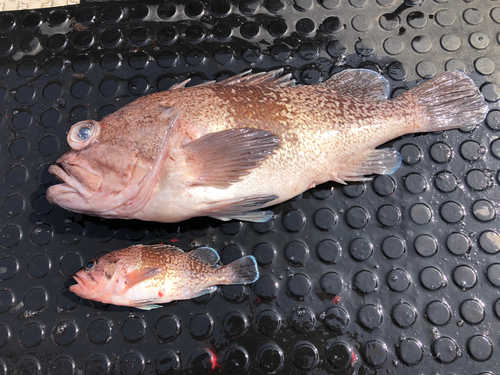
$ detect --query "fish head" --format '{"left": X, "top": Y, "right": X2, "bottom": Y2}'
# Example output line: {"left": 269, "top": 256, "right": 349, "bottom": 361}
{"left": 69, "top": 253, "right": 124, "bottom": 302}
{"left": 46, "top": 105, "right": 180, "bottom": 218}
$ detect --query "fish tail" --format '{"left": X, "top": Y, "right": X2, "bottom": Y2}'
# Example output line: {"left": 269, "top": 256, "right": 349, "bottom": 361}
{"left": 219, "top": 256, "right": 259, "bottom": 285}
{"left": 402, "top": 70, "right": 488, "bottom": 132}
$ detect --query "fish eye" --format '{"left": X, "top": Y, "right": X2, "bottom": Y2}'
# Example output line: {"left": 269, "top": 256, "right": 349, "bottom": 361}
{"left": 68, "top": 120, "right": 100, "bottom": 151}
{"left": 85, "top": 260, "right": 96, "bottom": 270}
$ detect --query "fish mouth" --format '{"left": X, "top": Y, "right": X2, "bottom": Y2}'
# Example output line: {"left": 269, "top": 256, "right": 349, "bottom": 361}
{"left": 48, "top": 162, "right": 97, "bottom": 199}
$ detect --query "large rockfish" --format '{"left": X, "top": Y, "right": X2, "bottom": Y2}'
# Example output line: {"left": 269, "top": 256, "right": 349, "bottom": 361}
{"left": 46, "top": 69, "right": 488, "bottom": 222}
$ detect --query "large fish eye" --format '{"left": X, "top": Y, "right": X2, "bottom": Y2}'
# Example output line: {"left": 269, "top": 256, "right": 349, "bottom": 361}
{"left": 68, "top": 120, "right": 100, "bottom": 151}
{"left": 85, "top": 259, "right": 96, "bottom": 270}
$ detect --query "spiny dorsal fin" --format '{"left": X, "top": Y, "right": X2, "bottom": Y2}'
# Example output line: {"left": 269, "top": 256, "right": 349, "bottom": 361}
{"left": 325, "top": 69, "right": 390, "bottom": 101}
{"left": 142, "top": 244, "right": 184, "bottom": 253}
{"left": 169, "top": 69, "right": 297, "bottom": 90}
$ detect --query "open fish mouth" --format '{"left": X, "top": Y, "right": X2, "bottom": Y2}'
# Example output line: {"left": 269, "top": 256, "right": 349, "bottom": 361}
{"left": 48, "top": 163, "right": 96, "bottom": 199}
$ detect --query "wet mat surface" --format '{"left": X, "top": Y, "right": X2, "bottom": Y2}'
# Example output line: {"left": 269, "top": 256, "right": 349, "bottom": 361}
{"left": 1, "top": 0, "right": 500, "bottom": 374}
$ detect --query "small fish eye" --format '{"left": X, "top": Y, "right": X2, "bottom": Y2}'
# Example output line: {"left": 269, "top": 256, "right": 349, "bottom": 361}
{"left": 85, "top": 260, "right": 95, "bottom": 270}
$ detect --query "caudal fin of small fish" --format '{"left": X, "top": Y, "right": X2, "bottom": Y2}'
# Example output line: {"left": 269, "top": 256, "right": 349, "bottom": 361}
{"left": 403, "top": 70, "right": 488, "bottom": 132}
{"left": 222, "top": 255, "right": 259, "bottom": 284}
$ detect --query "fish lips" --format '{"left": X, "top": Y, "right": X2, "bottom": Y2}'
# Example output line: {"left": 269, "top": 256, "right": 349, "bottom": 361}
{"left": 69, "top": 272, "right": 90, "bottom": 297}
{"left": 46, "top": 162, "right": 101, "bottom": 208}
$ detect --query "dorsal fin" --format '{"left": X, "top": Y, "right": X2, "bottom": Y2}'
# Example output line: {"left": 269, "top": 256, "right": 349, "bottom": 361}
{"left": 143, "top": 244, "right": 184, "bottom": 253}
{"left": 186, "top": 247, "right": 220, "bottom": 265}
{"left": 324, "top": 69, "right": 390, "bottom": 101}
{"left": 169, "top": 69, "right": 297, "bottom": 90}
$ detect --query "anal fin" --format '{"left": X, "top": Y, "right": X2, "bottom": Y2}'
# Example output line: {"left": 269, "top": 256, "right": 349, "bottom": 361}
{"left": 191, "top": 286, "right": 218, "bottom": 299}
{"left": 207, "top": 195, "right": 278, "bottom": 223}
{"left": 135, "top": 304, "right": 163, "bottom": 310}
{"left": 343, "top": 148, "right": 402, "bottom": 181}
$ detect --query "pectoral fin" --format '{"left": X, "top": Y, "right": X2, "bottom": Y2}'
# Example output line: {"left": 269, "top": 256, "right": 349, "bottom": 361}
{"left": 183, "top": 128, "right": 281, "bottom": 188}
{"left": 123, "top": 267, "right": 163, "bottom": 292}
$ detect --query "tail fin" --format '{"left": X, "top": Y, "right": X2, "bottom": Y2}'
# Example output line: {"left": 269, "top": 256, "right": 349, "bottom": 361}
{"left": 402, "top": 71, "right": 488, "bottom": 132}
{"left": 221, "top": 256, "right": 259, "bottom": 284}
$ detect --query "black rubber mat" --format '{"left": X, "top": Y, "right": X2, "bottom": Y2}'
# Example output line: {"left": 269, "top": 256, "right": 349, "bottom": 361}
{"left": 1, "top": 0, "right": 500, "bottom": 374}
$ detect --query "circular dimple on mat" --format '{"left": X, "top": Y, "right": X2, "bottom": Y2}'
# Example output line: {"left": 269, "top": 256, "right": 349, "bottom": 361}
{"left": 460, "top": 299, "right": 485, "bottom": 324}
{"left": 45, "top": 57, "right": 63, "bottom": 75}
{"left": 316, "top": 239, "right": 341, "bottom": 264}
{"left": 285, "top": 241, "right": 308, "bottom": 266}
{"left": 214, "top": 47, "right": 233, "bottom": 65}
{"left": 101, "top": 29, "right": 123, "bottom": 48}
{"left": 447, "top": 232, "right": 471, "bottom": 256}
{"left": 326, "top": 40, "right": 346, "bottom": 59}
{"left": 377, "top": 204, "right": 400, "bottom": 227}
{"left": 157, "top": 50, "right": 177, "bottom": 68}
{"left": 351, "top": 14, "right": 371, "bottom": 32}
{"left": 256, "top": 309, "right": 281, "bottom": 336}
{"left": 0, "top": 289, "right": 14, "bottom": 314}
{"left": 128, "top": 76, "right": 149, "bottom": 95}
{"left": 16, "top": 84, "right": 35, "bottom": 103}
{"left": 298, "top": 42, "right": 319, "bottom": 60}
{"left": 56, "top": 286, "right": 79, "bottom": 312}
{"left": 481, "top": 83, "right": 500, "bottom": 102}
{"left": 155, "top": 315, "right": 181, "bottom": 343}
{"left": 223, "top": 312, "right": 248, "bottom": 337}
{"left": 38, "top": 136, "right": 59, "bottom": 157}
{"left": 446, "top": 58, "right": 466, "bottom": 72}
{"left": 463, "top": 8, "right": 483, "bottom": 25}
{"left": 100, "top": 52, "right": 121, "bottom": 71}
{"left": 416, "top": 61, "right": 436, "bottom": 78}
{"left": 12, "top": 111, "right": 32, "bottom": 130}
{"left": 433, "top": 340, "right": 459, "bottom": 365}
{"left": 407, "top": 10, "right": 426, "bottom": 28}
{"left": 467, "top": 335, "right": 493, "bottom": 361}
{"left": 486, "top": 110, "right": 500, "bottom": 130}
{"left": 380, "top": 13, "right": 400, "bottom": 31}
{"left": 50, "top": 356, "right": 75, "bottom": 375}
{"left": 16, "top": 358, "right": 41, "bottom": 375}
{"left": 128, "top": 27, "right": 149, "bottom": 47}
{"left": 296, "top": 18, "right": 315, "bottom": 36}
{"left": 253, "top": 242, "right": 275, "bottom": 267}
{"left": 313, "top": 207, "right": 337, "bottom": 231}
{"left": 8, "top": 138, "right": 29, "bottom": 159}
{"left": 30, "top": 223, "right": 53, "bottom": 246}
{"left": 466, "top": 169, "right": 492, "bottom": 191}
{"left": 405, "top": 173, "right": 427, "bottom": 193}
{"left": 52, "top": 321, "right": 78, "bottom": 347}
{"left": 289, "top": 307, "right": 315, "bottom": 333}
{"left": 294, "top": 0, "right": 313, "bottom": 11}
{"left": 412, "top": 35, "right": 432, "bottom": 53}
{"left": 75, "top": 7, "right": 95, "bottom": 25}
{"left": 382, "top": 236, "right": 405, "bottom": 259}
{"left": 410, "top": 203, "right": 432, "bottom": 225}
{"left": 257, "top": 342, "right": 284, "bottom": 373}
{"left": 0, "top": 13, "right": 15, "bottom": 33}
{"left": 387, "top": 268, "right": 411, "bottom": 292}
{"left": 435, "top": 9, "right": 456, "bottom": 27}
{"left": 397, "top": 338, "right": 423, "bottom": 366}
{"left": 59, "top": 253, "right": 83, "bottom": 277}
{"left": 479, "top": 230, "right": 500, "bottom": 253}
{"left": 282, "top": 210, "right": 305, "bottom": 232}
{"left": 158, "top": 3, "right": 176, "bottom": 18}
{"left": 434, "top": 171, "right": 457, "bottom": 192}
{"left": 70, "top": 80, "right": 90, "bottom": 99}
{"left": 268, "top": 19, "right": 287, "bottom": 37}
{"left": 189, "top": 313, "right": 214, "bottom": 340}
{"left": 120, "top": 352, "right": 144, "bottom": 375}
{"left": 121, "top": 317, "right": 146, "bottom": 343}
{"left": 323, "top": 16, "right": 343, "bottom": 34}
{"left": 349, "top": 238, "right": 372, "bottom": 261}
{"left": 17, "top": 59, "right": 38, "bottom": 77}
{"left": 358, "top": 304, "right": 382, "bottom": 331}
{"left": 440, "top": 201, "right": 464, "bottom": 223}
{"left": 430, "top": 142, "right": 452, "bottom": 163}
{"left": 492, "top": 139, "right": 500, "bottom": 159}
{"left": 392, "top": 301, "right": 417, "bottom": 328}
{"left": 292, "top": 341, "right": 318, "bottom": 371}
{"left": 460, "top": 140, "right": 485, "bottom": 161}
{"left": 326, "top": 342, "right": 352, "bottom": 369}
{"left": 154, "top": 351, "right": 180, "bottom": 375}
{"left": 400, "top": 143, "right": 421, "bottom": 164}
{"left": 420, "top": 267, "right": 445, "bottom": 290}
{"left": 353, "top": 270, "right": 378, "bottom": 296}
{"left": 324, "top": 306, "right": 349, "bottom": 333}
{"left": 320, "top": 272, "right": 343, "bottom": 296}
{"left": 475, "top": 57, "right": 495, "bottom": 76}
{"left": 362, "top": 340, "right": 387, "bottom": 368}
{"left": 426, "top": 300, "right": 451, "bottom": 326}
{"left": 27, "top": 255, "right": 50, "bottom": 279}
{"left": 270, "top": 44, "right": 290, "bottom": 61}
{"left": 288, "top": 273, "right": 311, "bottom": 299}
{"left": 85, "top": 355, "right": 111, "bottom": 374}
{"left": 440, "top": 34, "right": 461, "bottom": 52}
{"left": 223, "top": 345, "right": 249, "bottom": 373}
{"left": 221, "top": 244, "right": 242, "bottom": 264}
{"left": 373, "top": 175, "right": 395, "bottom": 196}
{"left": 99, "top": 78, "right": 119, "bottom": 97}
{"left": 469, "top": 31, "right": 489, "bottom": 49}
{"left": 87, "top": 318, "right": 112, "bottom": 344}
{"left": 240, "top": 21, "right": 260, "bottom": 39}
{"left": 254, "top": 275, "right": 278, "bottom": 301}
{"left": 453, "top": 265, "right": 477, "bottom": 290}
{"left": 41, "top": 107, "right": 61, "bottom": 127}
{"left": 355, "top": 38, "right": 375, "bottom": 56}
{"left": 345, "top": 206, "right": 369, "bottom": 229}
{"left": 19, "top": 322, "right": 44, "bottom": 348}
{"left": 343, "top": 183, "right": 365, "bottom": 198}
{"left": 2, "top": 194, "right": 24, "bottom": 217}
{"left": 6, "top": 166, "right": 28, "bottom": 188}
{"left": 43, "top": 82, "right": 62, "bottom": 101}
{"left": 487, "top": 263, "right": 500, "bottom": 287}
{"left": 93, "top": 225, "right": 115, "bottom": 243}
{"left": 0, "top": 256, "right": 18, "bottom": 280}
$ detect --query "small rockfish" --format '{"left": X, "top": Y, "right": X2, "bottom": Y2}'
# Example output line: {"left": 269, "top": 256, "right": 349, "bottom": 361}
{"left": 69, "top": 244, "right": 259, "bottom": 310}
{"left": 47, "top": 69, "right": 488, "bottom": 222}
